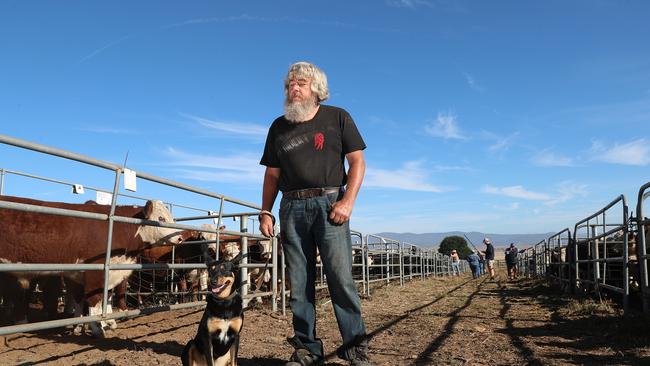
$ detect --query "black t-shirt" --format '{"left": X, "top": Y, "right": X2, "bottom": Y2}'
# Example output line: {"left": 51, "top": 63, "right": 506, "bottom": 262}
{"left": 485, "top": 244, "right": 495, "bottom": 260}
{"left": 260, "top": 105, "right": 366, "bottom": 192}
{"left": 506, "top": 248, "right": 518, "bottom": 264}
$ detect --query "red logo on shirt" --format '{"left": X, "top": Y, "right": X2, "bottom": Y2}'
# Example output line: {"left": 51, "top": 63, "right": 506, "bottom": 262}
{"left": 314, "top": 133, "right": 324, "bottom": 150}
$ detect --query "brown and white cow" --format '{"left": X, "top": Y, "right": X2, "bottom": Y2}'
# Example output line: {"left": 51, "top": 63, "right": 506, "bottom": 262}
{"left": 216, "top": 237, "right": 273, "bottom": 305}
{"left": 0, "top": 195, "right": 188, "bottom": 336}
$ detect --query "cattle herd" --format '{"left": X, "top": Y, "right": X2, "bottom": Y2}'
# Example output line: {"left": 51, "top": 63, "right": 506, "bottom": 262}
{"left": 0, "top": 195, "right": 274, "bottom": 337}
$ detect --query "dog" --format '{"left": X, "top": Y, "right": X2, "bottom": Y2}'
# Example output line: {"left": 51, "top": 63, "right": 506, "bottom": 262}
{"left": 182, "top": 253, "right": 244, "bottom": 366}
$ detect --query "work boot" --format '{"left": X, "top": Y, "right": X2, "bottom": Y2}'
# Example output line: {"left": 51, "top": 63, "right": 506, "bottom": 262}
{"left": 337, "top": 337, "right": 373, "bottom": 366}
{"left": 285, "top": 336, "right": 323, "bottom": 366}
{"left": 348, "top": 345, "right": 373, "bottom": 366}
{"left": 285, "top": 348, "right": 323, "bottom": 366}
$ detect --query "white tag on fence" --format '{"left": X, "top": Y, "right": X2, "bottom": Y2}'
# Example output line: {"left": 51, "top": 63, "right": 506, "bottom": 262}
{"left": 123, "top": 168, "right": 137, "bottom": 192}
{"left": 96, "top": 191, "right": 113, "bottom": 205}
{"left": 72, "top": 184, "right": 85, "bottom": 194}
{"left": 208, "top": 210, "right": 218, "bottom": 225}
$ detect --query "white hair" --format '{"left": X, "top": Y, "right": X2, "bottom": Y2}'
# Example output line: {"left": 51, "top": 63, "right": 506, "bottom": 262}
{"left": 284, "top": 61, "right": 329, "bottom": 102}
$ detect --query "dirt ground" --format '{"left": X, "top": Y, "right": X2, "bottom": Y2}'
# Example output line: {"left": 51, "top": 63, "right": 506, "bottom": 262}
{"left": 2, "top": 274, "right": 650, "bottom": 366}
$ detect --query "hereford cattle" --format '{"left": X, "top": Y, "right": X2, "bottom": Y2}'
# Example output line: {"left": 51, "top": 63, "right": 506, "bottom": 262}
{"left": 121, "top": 224, "right": 245, "bottom": 307}
{"left": 0, "top": 195, "right": 188, "bottom": 337}
{"left": 217, "top": 237, "right": 273, "bottom": 305}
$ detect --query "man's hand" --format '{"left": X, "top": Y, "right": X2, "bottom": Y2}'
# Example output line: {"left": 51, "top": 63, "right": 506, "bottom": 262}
{"left": 329, "top": 199, "right": 353, "bottom": 225}
{"left": 259, "top": 214, "right": 274, "bottom": 237}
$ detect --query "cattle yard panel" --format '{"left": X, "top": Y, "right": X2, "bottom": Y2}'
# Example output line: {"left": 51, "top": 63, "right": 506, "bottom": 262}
{"left": 637, "top": 182, "right": 650, "bottom": 312}
{"left": 534, "top": 240, "right": 546, "bottom": 277}
{"left": 517, "top": 247, "right": 535, "bottom": 278}
{"left": 1, "top": 167, "right": 271, "bottom": 307}
{"left": 0, "top": 134, "right": 274, "bottom": 335}
{"left": 350, "top": 230, "right": 368, "bottom": 295}
{"left": 573, "top": 195, "right": 629, "bottom": 311}
{"left": 547, "top": 228, "right": 572, "bottom": 290}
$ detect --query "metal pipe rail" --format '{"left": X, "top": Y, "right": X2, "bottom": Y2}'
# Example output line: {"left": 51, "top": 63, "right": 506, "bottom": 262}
{"left": 0, "top": 200, "right": 267, "bottom": 240}
{"left": 636, "top": 181, "right": 650, "bottom": 311}
{"left": 0, "top": 134, "right": 260, "bottom": 210}
{"left": 534, "top": 240, "right": 546, "bottom": 277}
{"left": 573, "top": 195, "right": 629, "bottom": 311}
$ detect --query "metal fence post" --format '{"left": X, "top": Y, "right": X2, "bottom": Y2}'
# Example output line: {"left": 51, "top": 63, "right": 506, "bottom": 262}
{"left": 101, "top": 168, "right": 122, "bottom": 316}
{"left": 0, "top": 168, "right": 5, "bottom": 195}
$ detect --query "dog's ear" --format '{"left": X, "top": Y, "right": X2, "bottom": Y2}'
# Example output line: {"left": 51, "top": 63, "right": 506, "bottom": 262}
{"left": 205, "top": 256, "right": 216, "bottom": 267}
{"left": 201, "top": 243, "right": 214, "bottom": 262}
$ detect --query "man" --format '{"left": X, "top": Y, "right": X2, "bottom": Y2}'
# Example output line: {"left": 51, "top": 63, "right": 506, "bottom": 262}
{"left": 505, "top": 242, "right": 519, "bottom": 280}
{"left": 259, "top": 62, "right": 371, "bottom": 366}
{"left": 450, "top": 249, "right": 460, "bottom": 276}
{"left": 466, "top": 250, "right": 481, "bottom": 279}
{"left": 478, "top": 251, "right": 485, "bottom": 276}
{"left": 483, "top": 238, "right": 495, "bottom": 279}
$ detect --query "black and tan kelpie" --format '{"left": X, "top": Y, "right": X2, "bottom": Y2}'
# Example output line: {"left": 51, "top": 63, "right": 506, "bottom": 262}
{"left": 182, "top": 253, "right": 244, "bottom": 366}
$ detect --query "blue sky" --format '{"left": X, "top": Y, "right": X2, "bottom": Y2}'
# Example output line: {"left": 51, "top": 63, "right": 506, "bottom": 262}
{"left": 1, "top": 1, "right": 649, "bottom": 235}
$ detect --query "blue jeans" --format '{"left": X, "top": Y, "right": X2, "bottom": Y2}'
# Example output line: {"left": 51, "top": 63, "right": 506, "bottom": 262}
{"left": 451, "top": 261, "right": 460, "bottom": 276}
{"left": 469, "top": 263, "right": 479, "bottom": 278}
{"left": 280, "top": 191, "right": 367, "bottom": 358}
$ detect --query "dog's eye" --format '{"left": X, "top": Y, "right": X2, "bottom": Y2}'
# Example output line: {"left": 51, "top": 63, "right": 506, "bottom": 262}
{"left": 158, "top": 216, "right": 167, "bottom": 222}
{"left": 220, "top": 265, "right": 226, "bottom": 271}
{"left": 210, "top": 265, "right": 216, "bottom": 271}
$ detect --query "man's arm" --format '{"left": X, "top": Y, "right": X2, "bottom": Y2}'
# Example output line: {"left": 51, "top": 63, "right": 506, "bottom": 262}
{"left": 260, "top": 167, "right": 280, "bottom": 237}
{"left": 329, "top": 150, "right": 365, "bottom": 225}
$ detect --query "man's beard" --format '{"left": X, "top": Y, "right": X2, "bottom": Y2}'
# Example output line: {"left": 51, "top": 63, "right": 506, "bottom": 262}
{"left": 284, "top": 94, "right": 318, "bottom": 123}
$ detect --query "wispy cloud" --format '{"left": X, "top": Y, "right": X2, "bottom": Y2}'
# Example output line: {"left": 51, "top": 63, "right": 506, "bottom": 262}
{"left": 164, "top": 14, "right": 284, "bottom": 29}
{"left": 591, "top": 138, "right": 650, "bottom": 166}
{"left": 531, "top": 148, "right": 575, "bottom": 167}
{"left": 386, "top": 0, "right": 433, "bottom": 8}
{"left": 487, "top": 132, "right": 519, "bottom": 153}
{"left": 482, "top": 185, "right": 551, "bottom": 201}
{"left": 365, "top": 161, "right": 446, "bottom": 192}
{"left": 463, "top": 72, "right": 485, "bottom": 92}
{"left": 546, "top": 181, "right": 588, "bottom": 205}
{"left": 181, "top": 113, "right": 268, "bottom": 141}
{"left": 482, "top": 181, "right": 587, "bottom": 205}
{"left": 165, "top": 14, "right": 403, "bottom": 34}
{"left": 431, "top": 164, "right": 474, "bottom": 172}
{"left": 78, "top": 126, "right": 139, "bottom": 135}
{"left": 425, "top": 112, "right": 466, "bottom": 140}
{"left": 76, "top": 34, "right": 132, "bottom": 65}
{"left": 493, "top": 202, "right": 520, "bottom": 211}
{"left": 163, "top": 147, "right": 264, "bottom": 184}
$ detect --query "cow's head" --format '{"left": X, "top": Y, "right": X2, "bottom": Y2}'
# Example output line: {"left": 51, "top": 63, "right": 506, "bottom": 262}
{"left": 257, "top": 240, "right": 272, "bottom": 261}
{"left": 197, "top": 223, "right": 222, "bottom": 258}
{"left": 220, "top": 241, "right": 241, "bottom": 261}
{"left": 136, "top": 200, "right": 184, "bottom": 245}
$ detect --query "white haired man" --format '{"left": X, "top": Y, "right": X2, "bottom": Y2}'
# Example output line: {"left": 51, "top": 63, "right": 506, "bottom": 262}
{"left": 259, "top": 62, "right": 371, "bottom": 366}
{"left": 484, "top": 237, "right": 495, "bottom": 279}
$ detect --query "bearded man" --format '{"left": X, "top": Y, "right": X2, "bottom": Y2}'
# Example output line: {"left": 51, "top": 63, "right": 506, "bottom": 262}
{"left": 259, "top": 62, "right": 371, "bottom": 366}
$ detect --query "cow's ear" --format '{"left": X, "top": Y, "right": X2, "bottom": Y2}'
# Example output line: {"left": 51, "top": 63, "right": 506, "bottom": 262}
{"left": 144, "top": 200, "right": 154, "bottom": 218}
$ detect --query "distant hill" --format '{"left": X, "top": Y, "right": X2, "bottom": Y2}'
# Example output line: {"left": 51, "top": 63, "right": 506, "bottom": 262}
{"left": 373, "top": 231, "right": 552, "bottom": 250}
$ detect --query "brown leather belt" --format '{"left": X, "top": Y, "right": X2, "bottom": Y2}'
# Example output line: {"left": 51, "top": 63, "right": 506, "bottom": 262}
{"left": 283, "top": 187, "right": 341, "bottom": 200}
